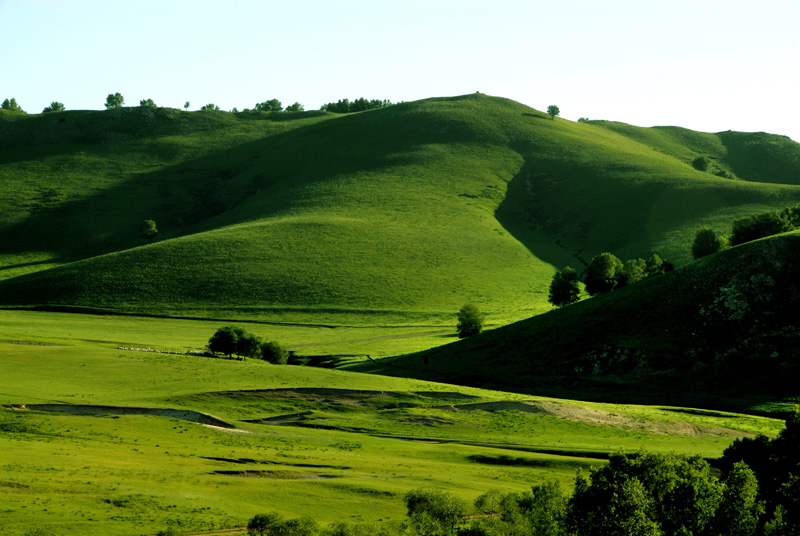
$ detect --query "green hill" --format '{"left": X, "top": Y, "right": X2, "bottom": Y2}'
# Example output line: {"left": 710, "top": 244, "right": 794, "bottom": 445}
{"left": 2, "top": 94, "right": 800, "bottom": 324}
{"left": 353, "top": 232, "right": 800, "bottom": 413}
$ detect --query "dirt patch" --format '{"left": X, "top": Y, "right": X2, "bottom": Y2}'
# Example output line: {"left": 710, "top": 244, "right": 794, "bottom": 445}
{"left": 13, "top": 404, "right": 236, "bottom": 429}
{"left": 245, "top": 411, "right": 314, "bottom": 425}
{"left": 211, "top": 470, "right": 338, "bottom": 479}
{"left": 0, "top": 339, "right": 60, "bottom": 346}
{"left": 444, "top": 400, "right": 746, "bottom": 438}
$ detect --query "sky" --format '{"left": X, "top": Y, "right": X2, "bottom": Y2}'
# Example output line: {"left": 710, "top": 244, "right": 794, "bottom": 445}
{"left": 2, "top": 0, "right": 799, "bottom": 141}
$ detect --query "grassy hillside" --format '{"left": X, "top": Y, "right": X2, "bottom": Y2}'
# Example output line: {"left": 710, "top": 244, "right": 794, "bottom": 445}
{"left": 355, "top": 232, "right": 800, "bottom": 414}
{"left": 2, "top": 95, "right": 800, "bottom": 324}
{"left": 0, "top": 322, "right": 783, "bottom": 535}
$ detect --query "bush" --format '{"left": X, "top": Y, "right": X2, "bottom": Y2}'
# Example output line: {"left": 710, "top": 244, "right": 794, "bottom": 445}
{"left": 261, "top": 340, "right": 289, "bottom": 364}
{"left": 42, "top": 101, "right": 65, "bottom": 113}
{"left": 692, "top": 156, "right": 710, "bottom": 171}
{"left": 692, "top": 228, "right": 727, "bottom": 259}
{"left": 255, "top": 99, "right": 283, "bottom": 112}
{"left": 456, "top": 304, "right": 484, "bottom": 338}
{"left": 200, "top": 103, "right": 220, "bottom": 111}
{"left": 1, "top": 98, "right": 25, "bottom": 113}
{"left": 548, "top": 267, "right": 580, "bottom": 307}
{"left": 730, "top": 211, "right": 792, "bottom": 246}
{"left": 138, "top": 219, "right": 158, "bottom": 240}
{"left": 583, "top": 252, "right": 623, "bottom": 295}
{"left": 105, "top": 92, "right": 124, "bottom": 109}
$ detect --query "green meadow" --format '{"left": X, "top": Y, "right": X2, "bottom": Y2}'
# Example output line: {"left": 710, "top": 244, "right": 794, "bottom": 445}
{"left": 2, "top": 94, "right": 800, "bottom": 534}
{"left": 0, "top": 309, "right": 784, "bottom": 535}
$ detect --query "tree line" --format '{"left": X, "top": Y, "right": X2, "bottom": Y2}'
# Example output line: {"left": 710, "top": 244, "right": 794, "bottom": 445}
{"left": 1, "top": 94, "right": 393, "bottom": 115}
{"left": 692, "top": 202, "right": 800, "bottom": 260}
{"left": 237, "top": 409, "right": 800, "bottom": 536}
{"left": 207, "top": 326, "right": 289, "bottom": 364}
{"left": 548, "top": 253, "right": 672, "bottom": 307}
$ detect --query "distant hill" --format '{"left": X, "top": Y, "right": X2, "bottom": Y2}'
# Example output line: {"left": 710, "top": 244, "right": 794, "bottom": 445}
{"left": 351, "top": 232, "right": 800, "bottom": 413}
{"left": 2, "top": 94, "right": 800, "bottom": 323}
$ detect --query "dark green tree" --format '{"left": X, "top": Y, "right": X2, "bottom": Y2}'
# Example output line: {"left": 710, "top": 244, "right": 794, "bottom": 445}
{"left": 208, "top": 326, "right": 243, "bottom": 357}
{"left": 285, "top": 102, "right": 304, "bottom": 112}
{"left": 404, "top": 488, "right": 466, "bottom": 536}
{"left": 104, "top": 92, "right": 124, "bottom": 109}
{"left": 692, "top": 156, "right": 710, "bottom": 171}
{"left": 237, "top": 332, "right": 262, "bottom": 359}
{"left": 139, "top": 98, "right": 157, "bottom": 108}
{"left": 248, "top": 512, "right": 284, "bottom": 536}
{"left": 618, "top": 258, "right": 647, "bottom": 287}
{"left": 184, "top": 101, "right": 190, "bottom": 110}
{"left": 138, "top": 219, "right": 158, "bottom": 240}
{"left": 730, "top": 211, "right": 793, "bottom": 246}
{"left": 456, "top": 303, "right": 484, "bottom": 338}
{"left": 255, "top": 99, "right": 283, "bottom": 112}
{"left": 547, "top": 105, "right": 560, "bottom": 119}
{"left": 692, "top": 228, "right": 728, "bottom": 259}
{"left": 261, "top": 341, "right": 289, "bottom": 364}
{"left": 712, "top": 462, "right": 763, "bottom": 536}
{"left": 200, "top": 103, "right": 220, "bottom": 111}
{"left": 1, "top": 98, "right": 25, "bottom": 112}
{"left": 548, "top": 266, "right": 581, "bottom": 307}
{"left": 583, "top": 252, "right": 623, "bottom": 295}
{"left": 42, "top": 101, "right": 65, "bottom": 113}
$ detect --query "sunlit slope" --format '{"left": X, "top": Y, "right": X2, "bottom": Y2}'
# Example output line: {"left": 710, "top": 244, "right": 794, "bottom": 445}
{"left": 2, "top": 94, "right": 800, "bottom": 322}
{"left": 359, "top": 232, "right": 800, "bottom": 412}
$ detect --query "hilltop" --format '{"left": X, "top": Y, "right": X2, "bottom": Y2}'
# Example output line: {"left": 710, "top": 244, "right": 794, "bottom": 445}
{"left": 2, "top": 94, "right": 800, "bottom": 324}
{"left": 352, "top": 231, "right": 800, "bottom": 413}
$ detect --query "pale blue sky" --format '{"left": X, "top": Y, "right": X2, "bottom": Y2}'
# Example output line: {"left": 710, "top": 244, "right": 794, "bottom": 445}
{"left": 2, "top": 0, "right": 799, "bottom": 140}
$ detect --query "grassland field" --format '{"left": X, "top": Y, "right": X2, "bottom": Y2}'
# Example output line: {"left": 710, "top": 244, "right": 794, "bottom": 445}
{"left": 0, "top": 310, "right": 785, "bottom": 536}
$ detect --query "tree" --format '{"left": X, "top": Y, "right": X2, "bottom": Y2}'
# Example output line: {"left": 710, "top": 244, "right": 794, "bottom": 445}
{"left": 42, "top": 101, "right": 65, "bottom": 113}
{"left": 137, "top": 219, "right": 158, "bottom": 240}
{"left": 255, "top": 99, "right": 283, "bottom": 112}
{"left": 619, "top": 258, "right": 647, "bottom": 287}
{"left": 184, "top": 101, "right": 190, "bottom": 110}
{"left": 548, "top": 266, "right": 581, "bottom": 307}
{"left": 285, "top": 102, "right": 305, "bottom": 112}
{"left": 713, "top": 462, "right": 763, "bottom": 536}
{"left": 730, "top": 211, "right": 793, "bottom": 246}
{"left": 1, "top": 98, "right": 25, "bottom": 112}
{"left": 261, "top": 340, "right": 289, "bottom": 364}
{"left": 105, "top": 92, "right": 124, "bottom": 109}
{"left": 139, "top": 98, "right": 157, "bottom": 108}
{"left": 200, "top": 103, "right": 220, "bottom": 111}
{"left": 248, "top": 512, "right": 284, "bottom": 536}
{"left": 457, "top": 304, "right": 484, "bottom": 338}
{"left": 692, "top": 156, "right": 710, "bottom": 171}
{"left": 547, "top": 105, "right": 560, "bottom": 119}
{"left": 583, "top": 252, "right": 623, "bottom": 295}
{"left": 208, "top": 326, "right": 242, "bottom": 357}
{"left": 577, "top": 117, "right": 590, "bottom": 123}
{"left": 237, "top": 333, "right": 262, "bottom": 359}
{"left": 692, "top": 228, "right": 727, "bottom": 259}
{"left": 404, "top": 489, "right": 466, "bottom": 536}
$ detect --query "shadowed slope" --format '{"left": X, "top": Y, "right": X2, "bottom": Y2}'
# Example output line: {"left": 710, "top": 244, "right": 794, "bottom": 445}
{"left": 353, "top": 232, "right": 800, "bottom": 412}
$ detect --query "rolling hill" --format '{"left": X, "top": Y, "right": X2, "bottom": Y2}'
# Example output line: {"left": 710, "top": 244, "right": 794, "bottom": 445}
{"left": 352, "top": 231, "right": 800, "bottom": 413}
{"left": 2, "top": 94, "right": 800, "bottom": 324}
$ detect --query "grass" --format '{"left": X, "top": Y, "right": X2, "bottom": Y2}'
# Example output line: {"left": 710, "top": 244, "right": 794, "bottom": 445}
{"left": 0, "top": 312, "right": 785, "bottom": 535}
{"left": 364, "top": 232, "right": 800, "bottom": 414}
{"left": 3, "top": 95, "right": 800, "bottom": 324}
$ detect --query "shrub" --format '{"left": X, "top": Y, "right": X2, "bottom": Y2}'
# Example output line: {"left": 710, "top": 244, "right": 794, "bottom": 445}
{"left": 456, "top": 304, "right": 484, "bottom": 338}
{"left": 200, "top": 103, "right": 220, "bottom": 111}
{"left": 548, "top": 267, "right": 580, "bottom": 307}
{"left": 261, "top": 340, "right": 289, "bottom": 364}
{"left": 692, "top": 228, "right": 727, "bottom": 259}
{"left": 1, "top": 98, "right": 25, "bottom": 113}
{"left": 42, "top": 101, "right": 65, "bottom": 113}
{"left": 692, "top": 156, "right": 710, "bottom": 171}
{"left": 105, "top": 92, "right": 124, "bottom": 109}
{"left": 730, "top": 211, "right": 792, "bottom": 246}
